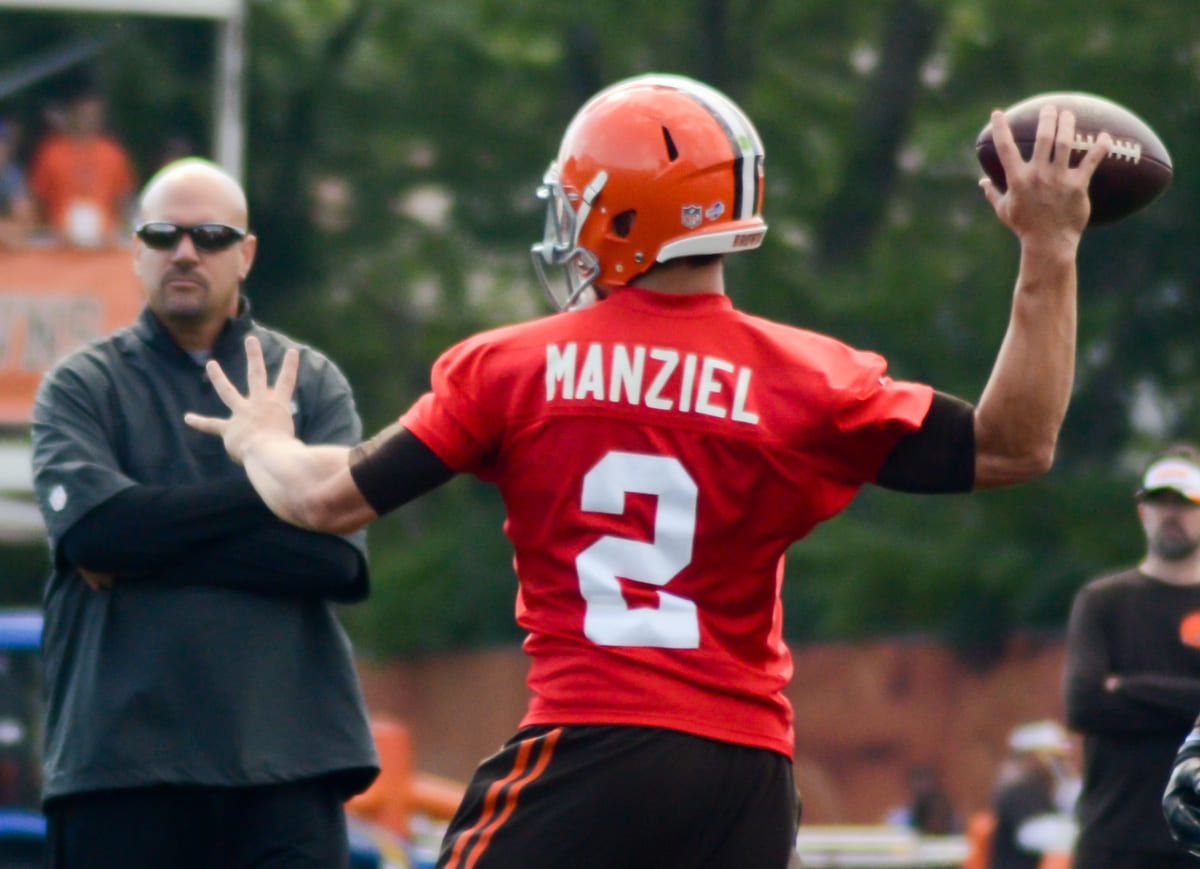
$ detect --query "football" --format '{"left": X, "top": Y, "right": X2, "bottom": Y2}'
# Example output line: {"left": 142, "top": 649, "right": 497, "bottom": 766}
{"left": 975, "top": 92, "right": 1173, "bottom": 225}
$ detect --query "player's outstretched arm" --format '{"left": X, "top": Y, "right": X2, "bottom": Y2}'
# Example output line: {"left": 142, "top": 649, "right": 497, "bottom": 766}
{"left": 184, "top": 335, "right": 378, "bottom": 533}
{"left": 973, "top": 105, "right": 1110, "bottom": 489}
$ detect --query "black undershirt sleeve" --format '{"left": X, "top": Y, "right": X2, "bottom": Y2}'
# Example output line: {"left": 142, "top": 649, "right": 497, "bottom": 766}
{"left": 142, "top": 522, "right": 368, "bottom": 603}
{"left": 60, "top": 476, "right": 367, "bottom": 601}
{"left": 348, "top": 422, "right": 457, "bottom": 517}
{"left": 59, "top": 476, "right": 274, "bottom": 572}
{"left": 874, "top": 391, "right": 976, "bottom": 494}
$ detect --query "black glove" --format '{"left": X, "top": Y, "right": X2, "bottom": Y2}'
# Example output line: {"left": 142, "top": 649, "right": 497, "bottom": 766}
{"left": 1163, "top": 756, "right": 1200, "bottom": 856}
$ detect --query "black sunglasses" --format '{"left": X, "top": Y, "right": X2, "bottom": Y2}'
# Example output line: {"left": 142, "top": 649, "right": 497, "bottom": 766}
{"left": 135, "top": 222, "right": 247, "bottom": 253}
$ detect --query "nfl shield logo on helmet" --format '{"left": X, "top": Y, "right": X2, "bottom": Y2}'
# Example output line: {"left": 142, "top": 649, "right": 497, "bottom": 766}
{"left": 681, "top": 205, "right": 703, "bottom": 229}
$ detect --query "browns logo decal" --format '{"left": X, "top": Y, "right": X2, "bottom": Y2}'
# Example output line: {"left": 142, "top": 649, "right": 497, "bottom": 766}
{"left": 1180, "top": 611, "right": 1200, "bottom": 649}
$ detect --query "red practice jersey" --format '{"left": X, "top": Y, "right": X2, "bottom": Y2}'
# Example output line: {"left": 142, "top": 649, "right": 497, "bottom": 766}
{"left": 400, "top": 287, "right": 932, "bottom": 757}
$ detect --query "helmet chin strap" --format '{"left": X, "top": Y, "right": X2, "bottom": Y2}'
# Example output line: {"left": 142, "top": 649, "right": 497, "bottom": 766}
{"left": 562, "top": 251, "right": 601, "bottom": 309}
{"left": 566, "top": 285, "right": 602, "bottom": 311}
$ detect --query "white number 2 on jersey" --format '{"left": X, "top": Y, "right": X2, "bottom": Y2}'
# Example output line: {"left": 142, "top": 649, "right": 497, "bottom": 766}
{"left": 576, "top": 451, "right": 700, "bottom": 648}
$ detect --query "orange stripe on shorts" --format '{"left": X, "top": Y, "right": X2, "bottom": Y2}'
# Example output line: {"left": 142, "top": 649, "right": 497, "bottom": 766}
{"left": 444, "top": 727, "right": 563, "bottom": 869}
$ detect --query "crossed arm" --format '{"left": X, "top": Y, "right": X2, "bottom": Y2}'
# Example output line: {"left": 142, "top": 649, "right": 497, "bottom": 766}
{"left": 1064, "top": 596, "right": 1200, "bottom": 734}
{"left": 59, "top": 478, "right": 367, "bottom": 601}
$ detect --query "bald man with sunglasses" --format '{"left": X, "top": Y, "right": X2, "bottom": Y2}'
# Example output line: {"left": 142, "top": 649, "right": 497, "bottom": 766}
{"left": 30, "top": 158, "right": 379, "bottom": 868}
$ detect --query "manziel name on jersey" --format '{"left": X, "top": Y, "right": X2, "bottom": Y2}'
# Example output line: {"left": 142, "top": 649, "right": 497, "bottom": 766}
{"left": 545, "top": 341, "right": 759, "bottom": 425}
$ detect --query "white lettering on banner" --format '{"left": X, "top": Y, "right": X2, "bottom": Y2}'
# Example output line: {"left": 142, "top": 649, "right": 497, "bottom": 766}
{"left": 0, "top": 295, "right": 104, "bottom": 372}
{"left": 545, "top": 342, "right": 759, "bottom": 425}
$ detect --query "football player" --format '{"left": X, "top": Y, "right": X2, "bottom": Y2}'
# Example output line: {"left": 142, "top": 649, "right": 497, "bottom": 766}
{"left": 186, "top": 74, "right": 1108, "bottom": 869}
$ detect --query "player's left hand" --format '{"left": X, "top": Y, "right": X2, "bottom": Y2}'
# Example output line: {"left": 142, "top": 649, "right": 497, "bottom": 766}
{"left": 979, "top": 104, "right": 1110, "bottom": 244}
{"left": 184, "top": 335, "right": 298, "bottom": 464}
{"left": 1163, "top": 757, "right": 1200, "bottom": 856}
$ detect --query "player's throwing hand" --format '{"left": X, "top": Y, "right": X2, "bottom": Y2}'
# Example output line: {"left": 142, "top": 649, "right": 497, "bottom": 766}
{"left": 184, "top": 335, "right": 299, "bottom": 464}
{"left": 979, "top": 104, "right": 1111, "bottom": 242}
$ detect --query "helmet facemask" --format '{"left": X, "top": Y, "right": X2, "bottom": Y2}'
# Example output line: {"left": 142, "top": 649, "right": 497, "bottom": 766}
{"left": 531, "top": 165, "right": 607, "bottom": 311}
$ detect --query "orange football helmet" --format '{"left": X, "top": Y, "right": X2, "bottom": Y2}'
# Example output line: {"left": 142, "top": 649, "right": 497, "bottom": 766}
{"left": 532, "top": 73, "right": 767, "bottom": 310}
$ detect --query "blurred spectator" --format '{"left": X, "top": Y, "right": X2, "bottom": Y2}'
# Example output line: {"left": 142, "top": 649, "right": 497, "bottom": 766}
{"left": 886, "top": 763, "right": 959, "bottom": 834}
{"left": 989, "top": 720, "right": 1079, "bottom": 869}
{"left": 29, "top": 92, "right": 135, "bottom": 248}
{"left": 154, "top": 133, "right": 195, "bottom": 170}
{"left": 39, "top": 99, "right": 68, "bottom": 138}
{"left": 1064, "top": 444, "right": 1200, "bottom": 868}
{"left": 0, "top": 119, "right": 34, "bottom": 249}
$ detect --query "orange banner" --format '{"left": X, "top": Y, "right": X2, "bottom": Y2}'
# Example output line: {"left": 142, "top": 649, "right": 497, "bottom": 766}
{"left": 0, "top": 247, "right": 143, "bottom": 425}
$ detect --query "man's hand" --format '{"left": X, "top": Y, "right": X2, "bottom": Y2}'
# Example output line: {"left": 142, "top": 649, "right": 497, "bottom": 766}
{"left": 78, "top": 568, "right": 114, "bottom": 592}
{"left": 184, "top": 335, "right": 298, "bottom": 464}
{"left": 1163, "top": 756, "right": 1200, "bottom": 856}
{"left": 979, "top": 104, "right": 1111, "bottom": 245}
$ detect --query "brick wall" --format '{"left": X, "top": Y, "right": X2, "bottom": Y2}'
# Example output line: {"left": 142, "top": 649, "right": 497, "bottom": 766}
{"left": 357, "top": 632, "right": 1069, "bottom": 825}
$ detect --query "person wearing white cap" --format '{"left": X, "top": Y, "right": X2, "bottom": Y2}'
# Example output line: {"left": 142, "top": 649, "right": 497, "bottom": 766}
{"left": 1064, "top": 444, "right": 1200, "bottom": 869}
{"left": 988, "top": 720, "right": 1079, "bottom": 869}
